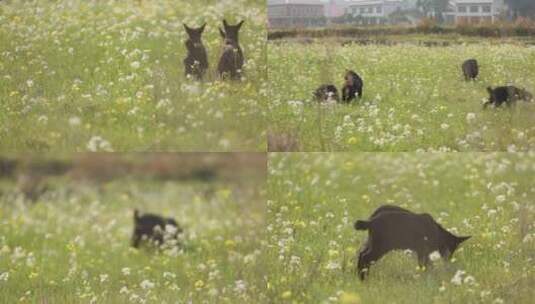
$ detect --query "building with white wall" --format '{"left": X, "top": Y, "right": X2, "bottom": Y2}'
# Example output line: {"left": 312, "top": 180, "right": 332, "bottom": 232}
{"left": 344, "top": 0, "right": 405, "bottom": 25}
{"left": 448, "top": 0, "right": 506, "bottom": 24}
{"left": 268, "top": 0, "right": 327, "bottom": 28}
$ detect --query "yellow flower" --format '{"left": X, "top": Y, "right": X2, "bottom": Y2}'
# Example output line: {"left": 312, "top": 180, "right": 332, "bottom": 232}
{"left": 218, "top": 189, "right": 232, "bottom": 200}
{"left": 66, "top": 243, "right": 75, "bottom": 252}
{"left": 9, "top": 91, "right": 19, "bottom": 96}
{"left": 339, "top": 292, "right": 361, "bottom": 304}
{"left": 294, "top": 220, "right": 306, "bottom": 228}
{"left": 328, "top": 249, "right": 339, "bottom": 258}
{"left": 225, "top": 239, "right": 236, "bottom": 248}
{"left": 194, "top": 280, "right": 204, "bottom": 289}
{"left": 281, "top": 291, "right": 292, "bottom": 299}
{"left": 347, "top": 137, "right": 358, "bottom": 145}
{"left": 28, "top": 272, "right": 39, "bottom": 279}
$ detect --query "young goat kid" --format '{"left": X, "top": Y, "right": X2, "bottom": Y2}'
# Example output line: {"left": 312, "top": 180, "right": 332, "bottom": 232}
{"left": 354, "top": 205, "right": 470, "bottom": 280}
{"left": 484, "top": 86, "right": 533, "bottom": 108}
{"left": 462, "top": 59, "right": 479, "bottom": 81}
{"left": 183, "top": 23, "right": 208, "bottom": 80}
{"left": 314, "top": 84, "right": 340, "bottom": 103}
{"left": 342, "top": 70, "right": 363, "bottom": 102}
{"left": 131, "top": 209, "right": 183, "bottom": 249}
{"left": 218, "top": 20, "right": 245, "bottom": 80}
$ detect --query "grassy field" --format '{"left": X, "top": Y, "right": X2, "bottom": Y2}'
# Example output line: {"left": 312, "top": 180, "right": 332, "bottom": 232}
{"left": 268, "top": 41, "right": 535, "bottom": 151}
{"left": 266, "top": 153, "right": 534, "bottom": 303}
{"left": 0, "top": 154, "right": 266, "bottom": 303}
{"left": 0, "top": 0, "right": 266, "bottom": 151}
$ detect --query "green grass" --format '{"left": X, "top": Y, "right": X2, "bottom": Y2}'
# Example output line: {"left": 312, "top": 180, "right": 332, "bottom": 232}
{"left": 266, "top": 153, "right": 535, "bottom": 303}
{"left": 0, "top": 0, "right": 266, "bottom": 151}
{"left": 268, "top": 41, "right": 535, "bottom": 151}
{"left": 0, "top": 174, "right": 266, "bottom": 303}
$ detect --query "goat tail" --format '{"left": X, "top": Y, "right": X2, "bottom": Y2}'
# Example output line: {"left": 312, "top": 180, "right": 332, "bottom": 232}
{"left": 354, "top": 220, "right": 370, "bottom": 231}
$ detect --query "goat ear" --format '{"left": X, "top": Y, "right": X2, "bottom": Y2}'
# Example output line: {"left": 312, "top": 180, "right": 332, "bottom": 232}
{"left": 457, "top": 235, "right": 471, "bottom": 244}
{"left": 183, "top": 23, "right": 191, "bottom": 33}
{"left": 487, "top": 87, "right": 493, "bottom": 94}
{"left": 133, "top": 209, "right": 140, "bottom": 221}
{"left": 219, "top": 27, "right": 225, "bottom": 38}
{"left": 237, "top": 20, "right": 245, "bottom": 29}
{"left": 199, "top": 23, "right": 207, "bottom": 33}
{"left": 223, "top": 19, "right": 229, "bottom": 28}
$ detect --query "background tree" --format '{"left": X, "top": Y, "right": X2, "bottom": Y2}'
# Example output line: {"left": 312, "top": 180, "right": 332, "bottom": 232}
{"left": 505, "top": 0, "right": 535, "bottom": 19}
{"left": 417, "top": 0, "right": 449, "bottom": 23}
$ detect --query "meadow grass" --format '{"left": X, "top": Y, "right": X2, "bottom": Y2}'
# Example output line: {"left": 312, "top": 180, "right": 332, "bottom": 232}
{"left": 0, "top": 0, "right": 266, "bottom": 151}
{"left": 268, "top": 41, "right": 535, "bottom": 151}
{"left": 0, "top": 171, "right": 266, "bottom": 303}
{"left": 266, "top": 153, "right": 534, "bottom": 303}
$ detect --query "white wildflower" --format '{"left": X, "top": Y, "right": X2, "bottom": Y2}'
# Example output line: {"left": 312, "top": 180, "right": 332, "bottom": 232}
{"left": 99, "top": 274, "right": 108, "bottom": 283}
{"left": 38, "top": 115, "right": 48, "bottom": 124}
{"left": 466, "top": 112, "right": 476, "bottom": 123}
{"left": 451, "top": 270, "right": 465, "bottom": 285}
{"left": 429, "top": 251, "right": 441, "bottom": 262}
{"left": 87, "top": 136, "right": 113, "bottom": 152}
{"left": 165, "top": 224, "right": 178, "bottom": 235}
{"left": 219, "top": 139, "right": 230, "bottom": 149}
{"left": 130, "top": 61, "right": 140, "bottom": 69}
{"left": 234, "top": 280, "right": 247, "bottom": 294}
{"left": 325, "top": 261, "right": 341, "bottom": 270}
{"left": 140, "top": 279, "right": 155, "bottom": 289}
{"left": 68, "top": 116, "right": 81, "bottom": 126}
{"left": 163, "top": 272, "right": 176, "bottom": 279}
{"left": 0, "top": 272, "right": 9, "bottom": 281}
{"left": 463, "top": 275, "right": 476, "bottom": 285}
{"left": 496, "top": 195, "right": 506, "bottom": 204}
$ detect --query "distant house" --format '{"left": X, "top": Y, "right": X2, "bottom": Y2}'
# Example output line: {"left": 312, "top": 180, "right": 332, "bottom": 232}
{"left": 325, "top": 0, "right": 352, "bottom": 18}
{"left": 445, "top": 0, "right": 506, "bottom": 24}
{"left": 268, "top": 0, "right": 326, "bottom": 28}
{"left": 344, "top": 0, "right": 406, "bottom": 25}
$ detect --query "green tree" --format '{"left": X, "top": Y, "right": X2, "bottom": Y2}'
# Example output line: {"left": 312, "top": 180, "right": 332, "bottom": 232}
{"left": 417, "top": 0, "right": 449, "bottom": 23}
{"left": 505, "top": 0, "right": 535, "bottom": 19}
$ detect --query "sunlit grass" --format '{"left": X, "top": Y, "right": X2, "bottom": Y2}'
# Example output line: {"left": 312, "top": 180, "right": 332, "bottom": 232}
{"left": 0, "top": 0, "right": 266, "bottom": 151}
{"left": 266, "top": 153, "right": 535, "bottom": 303}
{"left": 268, "top": 41, "right": 535, "bottom": 151}
{"left": 0, "top": 174, "right": 266, "bottom": 303}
